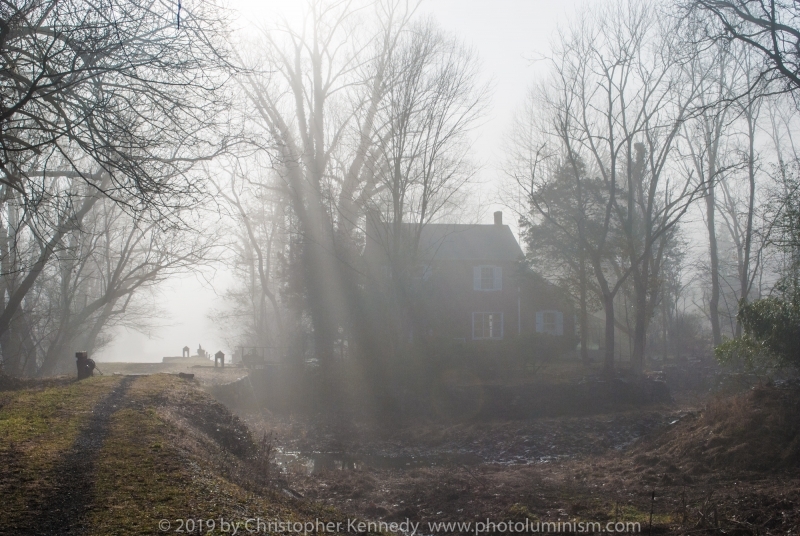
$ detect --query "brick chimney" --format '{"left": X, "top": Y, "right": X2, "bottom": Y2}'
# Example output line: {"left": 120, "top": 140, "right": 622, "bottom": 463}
{"left": 494, "top": 211, "right": 503, "bottom": 225}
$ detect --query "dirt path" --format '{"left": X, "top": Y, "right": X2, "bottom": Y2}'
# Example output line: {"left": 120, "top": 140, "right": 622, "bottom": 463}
{"left": 2, "top": 374, "right": 370, "bottom": 536}
{"left": 26, "top": 376, "right": 134, "bottom": 536}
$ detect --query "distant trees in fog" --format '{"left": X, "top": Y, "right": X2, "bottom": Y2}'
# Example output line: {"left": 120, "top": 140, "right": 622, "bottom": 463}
{"left": 688, "top": 0, "right": 800, "bottom": 375}
{"left": 3, "top": 0, "right": 800, "bottom": 378}
{"left": 222, "top": 0, "right": 487, "bottom": 388}
{"left": 693, "top": 0, "right": 800, "bottom": 92}
{"left": 507, "top": 1, "right": 700, "bottom": 373}
{"left": 198, "top": 0, "right": 800, "bottom": 379}
{"left": 506, "top": 0, "right": 800, "bottom": 373}
{"left": 0, "top": 0, "right": 231, "bottom": 375}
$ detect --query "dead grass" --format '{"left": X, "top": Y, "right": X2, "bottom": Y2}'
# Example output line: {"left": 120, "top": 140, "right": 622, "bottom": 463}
{"left": 632, "top": 383, "right": 800, "bottom": 473}
{"left": 0, "top": 376, "right": 121, "bottom": 531}
{"left": 1, "top": 374, "right": 380, "bottom": 535}
{"left": 275, "top": 383, "right": 800, "bottom": 535}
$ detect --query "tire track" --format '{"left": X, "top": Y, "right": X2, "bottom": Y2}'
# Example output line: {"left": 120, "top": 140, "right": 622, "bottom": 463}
{"left": 27, "top": 375, "right": 135, "bottom": 536}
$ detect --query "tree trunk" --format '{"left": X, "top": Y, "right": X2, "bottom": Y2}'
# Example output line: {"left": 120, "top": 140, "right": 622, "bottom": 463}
{"left": 706, "top": 179, "right": 722, "bottom": 346}
{"left": 737, "top": 108, "right": 758, "bottom": 337}
{"left": 628, "top": 143, "right": 648, "bottom": 373}
{"left": 631, "top": 276, "right": 648, "bottom": 373}
{"left": 0, "top": 186, "right": 100, "bottom": 341}
{"left": 579, "top": 253, "right": 589, "bottom": 365}
{"left": 661, "top": 297, "right": 668, "bottom": 361}
{"left": 603, "top": 291, "right": 616, "bottom": 375}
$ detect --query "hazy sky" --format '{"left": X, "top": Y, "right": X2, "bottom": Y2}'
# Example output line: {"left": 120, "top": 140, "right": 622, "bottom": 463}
{"left": 98, "top": 0, "right": 584, "bottom": 362}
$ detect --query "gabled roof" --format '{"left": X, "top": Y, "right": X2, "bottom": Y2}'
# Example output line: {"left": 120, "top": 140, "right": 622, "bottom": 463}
{"left": 416, "top": 223, "right": 524, "bottom": 262}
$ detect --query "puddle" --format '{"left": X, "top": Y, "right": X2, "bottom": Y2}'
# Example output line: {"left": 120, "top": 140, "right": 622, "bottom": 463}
{"left": 275, "top": 450, "right": 482, "bottom": 475}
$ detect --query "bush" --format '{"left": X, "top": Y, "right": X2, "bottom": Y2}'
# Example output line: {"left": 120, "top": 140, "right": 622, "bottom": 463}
{"left": 716, "top": 295, "right": 800, "bottom": 373}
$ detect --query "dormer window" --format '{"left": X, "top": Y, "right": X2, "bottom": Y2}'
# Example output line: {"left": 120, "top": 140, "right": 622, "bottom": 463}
{"left": 473, "top": 265, "right": 502, "bottom": 291}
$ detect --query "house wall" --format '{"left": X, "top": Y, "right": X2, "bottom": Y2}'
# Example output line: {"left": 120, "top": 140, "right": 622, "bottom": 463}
{"left": 361, "top": 217, "right": 575, "bottom": 353}
{"left": 518, "top": 273, "right": 575, "bottom": 342}
{"left": 419, "top": 259, "right": 574, "bottom": 345}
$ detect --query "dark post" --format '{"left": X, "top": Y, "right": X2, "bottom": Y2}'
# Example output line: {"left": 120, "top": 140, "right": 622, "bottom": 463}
{"left": 75, "top": 351, "right": 93, "bottom": 380}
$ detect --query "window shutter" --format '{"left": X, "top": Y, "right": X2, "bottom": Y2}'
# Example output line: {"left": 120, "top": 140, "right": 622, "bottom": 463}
{"left": 535, "top": 311, "right": 544, "bottom": 333}
{"left": 555, "top": 311, "right": 564, "bottom": 336}
{"left": 493, "top": 266, "right": 502, "bottom": 290}
{"left": 473, "top": 266, "right": 481, "bottom": 290}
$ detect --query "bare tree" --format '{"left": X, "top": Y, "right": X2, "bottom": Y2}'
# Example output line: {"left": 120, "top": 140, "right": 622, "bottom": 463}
{"left": 679, "top": 44, "right": 734, "bottom": 346}
{"left": 718, "top": 46, "right": 769, "bottom": 335}
{"left": 367, "top": 18, "right": 487, "bottom": 352}
{"left": 238, "top": 0, "right": 422, "bottom": 374}
{"left": 212, "top": 158, "right": 289, "bottom": 357}
{"left": 0, "top": 0, "right": 233, "bottom": 366}
{"left": 763, "top": 96, "right": 800, "bottom": 295}
{"left": 0, "top": 188, "right": 216, "bottom": 376}
{"left": 513, "top": 0, "right": 701, "bottom": 373}
{"left": 1, "top": 0, "right": 231, "bottom": 210}
{"left": 0, "top": 174, "right": 106, "bottom": 345}
{"left": 691, "top": 0, "right": 800, "bottom": 93}
{"left": 679, "top": 32, "right": 776, "bottom": 344}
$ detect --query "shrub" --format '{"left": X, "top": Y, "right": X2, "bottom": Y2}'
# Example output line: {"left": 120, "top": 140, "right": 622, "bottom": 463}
{"left": 716, "top": 295, "right": 800, "bottom": 373}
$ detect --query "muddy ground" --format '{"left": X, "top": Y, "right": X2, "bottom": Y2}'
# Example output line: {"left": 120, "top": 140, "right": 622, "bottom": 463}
{"left": 239, "top": 389, "right": 800, "bottom": 536}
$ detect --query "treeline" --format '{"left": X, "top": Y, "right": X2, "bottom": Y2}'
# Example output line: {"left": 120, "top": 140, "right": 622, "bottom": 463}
{"left": 213, "top": 0, "right": 487, "bottom": 395}
{"left": 506, "top": 0, "right": 800, "bottom": 374}
{"left": 2, "top": 0, "right": 799, "bottom": 379}
{"left": 0, "top": 0, "right": 229, "bottom": 375}
{"left": 220, "top": 0, "right": 800, "bottom": 380}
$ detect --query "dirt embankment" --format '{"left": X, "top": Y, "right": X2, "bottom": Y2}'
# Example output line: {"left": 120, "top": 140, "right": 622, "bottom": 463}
{"left": 630, "top": 381, "right": 800, "bottom": 474}
{"left": 0, "top": 374, "right": 367, "bottom": 535}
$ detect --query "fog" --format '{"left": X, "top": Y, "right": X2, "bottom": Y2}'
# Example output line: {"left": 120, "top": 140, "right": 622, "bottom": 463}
{"left": 96, "top": 0, "right": 585, "bottom": 363}
{"left": 3, "top": 1, "right": 800, "bottom": 533}
{"left": 2, "top": 0, "right": 797, "bottom": 382}
{"left": 98, "top": 270, "right": 232, "bottom": 362}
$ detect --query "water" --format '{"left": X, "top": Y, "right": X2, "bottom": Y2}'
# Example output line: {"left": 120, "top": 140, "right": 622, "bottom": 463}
{"left": 274, "top": 449, "right": 483, "bottom": 475}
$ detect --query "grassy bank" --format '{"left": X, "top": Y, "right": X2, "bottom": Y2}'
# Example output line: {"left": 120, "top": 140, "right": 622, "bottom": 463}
{"left": 0, "top": 374, "right": 364, "bottom": 535}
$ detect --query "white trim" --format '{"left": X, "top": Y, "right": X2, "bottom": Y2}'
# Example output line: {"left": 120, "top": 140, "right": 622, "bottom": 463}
{"left": 472, "top": 312, "right": 504, "bottom": 340}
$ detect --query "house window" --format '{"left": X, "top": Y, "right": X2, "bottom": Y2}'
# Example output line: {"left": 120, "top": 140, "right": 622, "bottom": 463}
{"left": 473, "top": 266, "right": 502, "bottom": 291}
{"left": 473, "top": 312, "right": 503, "bottom": 340}
{"left": 536, "top": 310, "right": 563, "bottom": 335}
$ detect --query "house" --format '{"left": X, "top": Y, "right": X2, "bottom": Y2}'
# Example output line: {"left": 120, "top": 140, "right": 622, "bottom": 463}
{"left": 364, "top": 211, "right": 574, "bottom": 351}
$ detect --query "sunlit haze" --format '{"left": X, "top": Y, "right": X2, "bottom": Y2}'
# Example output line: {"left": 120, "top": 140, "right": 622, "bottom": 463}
{"left": 98, "top": 0, "right": 584, "bottom": 363}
